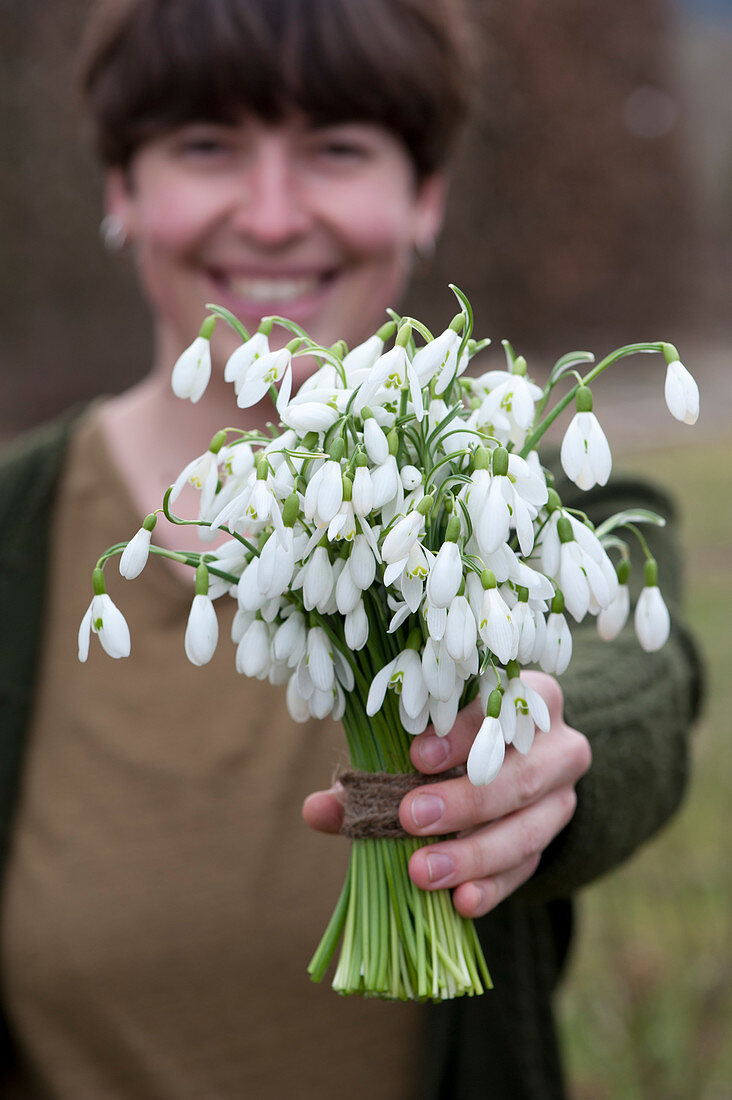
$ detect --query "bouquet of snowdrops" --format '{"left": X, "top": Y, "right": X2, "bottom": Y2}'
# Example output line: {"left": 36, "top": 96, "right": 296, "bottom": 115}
{"left": 79, "top": 286, "right": 699, "bottom": 1000}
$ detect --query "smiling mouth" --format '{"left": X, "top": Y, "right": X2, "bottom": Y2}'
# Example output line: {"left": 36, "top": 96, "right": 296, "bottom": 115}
{"left": 212, "top": 272, "right": 336, "bottom": 305}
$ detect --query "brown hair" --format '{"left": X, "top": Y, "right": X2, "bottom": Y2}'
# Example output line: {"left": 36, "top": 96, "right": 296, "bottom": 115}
{"left": 79, "top": 0, "right": 477, "bottom": 179}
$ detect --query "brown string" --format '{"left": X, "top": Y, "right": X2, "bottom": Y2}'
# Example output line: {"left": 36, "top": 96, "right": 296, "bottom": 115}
{"left": 337, "top": 767, "right": 465, "bottom": 839}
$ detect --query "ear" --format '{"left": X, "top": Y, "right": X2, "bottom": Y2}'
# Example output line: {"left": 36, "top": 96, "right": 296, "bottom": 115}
{"left": 412, "top": 172, "right": 448, "bottom": 252}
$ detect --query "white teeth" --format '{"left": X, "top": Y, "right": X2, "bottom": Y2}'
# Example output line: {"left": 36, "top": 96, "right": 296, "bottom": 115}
{"left": 229, "top": 276, "right": 321, "bottom": 303}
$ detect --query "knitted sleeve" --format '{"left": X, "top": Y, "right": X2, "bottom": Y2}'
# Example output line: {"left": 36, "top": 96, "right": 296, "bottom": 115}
{"left": 518, "top": 469, "right": 704, "bottom": 903}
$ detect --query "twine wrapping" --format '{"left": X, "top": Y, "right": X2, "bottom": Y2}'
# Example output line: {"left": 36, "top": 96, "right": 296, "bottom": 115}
{"left": 338, "top": 767, "right": 465, "bottom": 839}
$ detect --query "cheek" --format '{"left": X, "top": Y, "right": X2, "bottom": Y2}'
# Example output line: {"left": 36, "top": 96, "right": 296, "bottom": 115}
{"left": 326, "top": 184, "right": 416, "bottom": 261}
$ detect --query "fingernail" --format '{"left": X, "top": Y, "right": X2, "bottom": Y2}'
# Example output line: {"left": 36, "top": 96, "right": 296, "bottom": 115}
{"left": 426, "top": 853, "right": 454, "bottom": 883}
{"left": 419, "top": 735, "right": 449, "bottom": 769}
{"left": 411, "top": 794, "right": 444, "bottom": 828}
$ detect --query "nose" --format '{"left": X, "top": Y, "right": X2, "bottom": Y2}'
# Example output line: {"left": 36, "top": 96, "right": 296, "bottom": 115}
{"left": 231, "top": 140, "right": 312, "bottom": 248}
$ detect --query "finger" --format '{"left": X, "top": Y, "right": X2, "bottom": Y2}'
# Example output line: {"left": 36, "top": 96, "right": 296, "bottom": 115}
{"left": 302, "top": 785, "right": 345, "bottom": 834}
{"left": 407, "top": 785, "right": 578, "bottom": 892}
{"left": 401, "top": 725, "right": 590, "bottom": 837}
{"left": 452, "top": 854, "right": 541, "bottom": 919}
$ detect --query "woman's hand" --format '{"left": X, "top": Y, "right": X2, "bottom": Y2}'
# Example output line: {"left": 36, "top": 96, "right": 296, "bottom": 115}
{"left": 302, "top": 671, "right": 592, "bottom": 918}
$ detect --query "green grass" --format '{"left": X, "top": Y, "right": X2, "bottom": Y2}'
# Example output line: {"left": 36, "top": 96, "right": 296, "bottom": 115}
{"left": 558, "top": 437, "right": 732, "bottom": 1100}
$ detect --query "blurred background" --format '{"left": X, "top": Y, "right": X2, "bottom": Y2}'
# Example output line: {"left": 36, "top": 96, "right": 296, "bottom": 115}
{"left": 1, "top": 0, "right": 729, "bottom": 1094}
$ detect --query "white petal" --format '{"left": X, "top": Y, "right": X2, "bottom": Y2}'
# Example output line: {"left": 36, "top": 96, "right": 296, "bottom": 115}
{"left": 184, "top": 594, "right": 218, "bottom": 666}
{"left": 634, "top": 586, "right": 671, "bottom": 652}
{"left": 467, "top": 717, "right": 506, "bottom": 785}
{"left": 664, "top": 360, "right": 699, "bottom": 425}
{"left": 366, "top": 658, "right": 398, "bottom": 716}
{"left": 77, "top": 603, "right": 92, "bottom": 663}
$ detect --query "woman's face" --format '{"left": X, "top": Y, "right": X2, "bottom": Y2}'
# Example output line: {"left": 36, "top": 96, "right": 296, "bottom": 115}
{"left": 107, "top": 116, "right": 446, "bottom": 381}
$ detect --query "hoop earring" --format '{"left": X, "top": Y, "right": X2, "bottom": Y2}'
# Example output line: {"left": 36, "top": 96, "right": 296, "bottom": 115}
{"left": 100, "top": 214, "right": 128, "bottom": 252}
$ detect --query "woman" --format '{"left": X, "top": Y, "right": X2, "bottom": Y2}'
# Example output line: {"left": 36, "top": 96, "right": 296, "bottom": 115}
{"left": 0, "top": 1, "right": 701, "bottom": 1097}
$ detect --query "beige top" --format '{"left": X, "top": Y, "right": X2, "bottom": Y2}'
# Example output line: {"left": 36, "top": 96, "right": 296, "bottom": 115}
{"left": 1, "top": 408, "right": 423, "bottom": 1099}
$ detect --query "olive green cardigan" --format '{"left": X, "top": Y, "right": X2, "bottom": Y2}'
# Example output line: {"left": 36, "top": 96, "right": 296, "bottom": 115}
{"left": 0, "top": 413, "right": 703, "bottom": 1099}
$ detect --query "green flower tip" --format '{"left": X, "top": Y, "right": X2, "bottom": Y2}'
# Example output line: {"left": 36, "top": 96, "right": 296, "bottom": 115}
{"left": 195, "top": 563, "right": 209, "bottom": 596}
{"left": 329, "top": 437, "right": 346, "bottom": 462}
{"left": 330, "top": 339, "right": 348, "bottom": 358}
{"left": 258, "top": 318, "right": 274, "bottom": 336}
{"left": 360, "top": 406, "right": 374, "bottom": 421}
{"left": 208, "top": 429, "right": 227, "bottom": 455}
{"left": 505, "top": 659, "right": 521, "bottom": 679}
{"left": 547, "top": 488, "right": 562, "bottom": 513}
{"left": 551, "top": 589, "right": 565, "bottom": 614}
{"left": 354, "top": 450, "right": 368, "bottom": 467}
{"left": 376, "top": 320, "right": 397, "bottom": 342}
{"left": 576, "top": 385, "right": 593, "bottom": 413}
{"left": 449, "top": 311, "right": 466, "bottom": 334}
{"left": 557, "top": 516, "right": 575, "bottom": 544}
{"left": 662, "top": 342, "right": 679, "bottom": 365}
{"left": 516, "top": 585, "right": 529, "bottom": 604}
{"left": 480, "top": 568, "right": 496, "bottom": 590}
{"left": 286, "top": 336, "right": 303, "bottom": 353}
{"left": 92, "top": 567, "right": 106, "bottom": 596}
{"left": 512, "top": 355, "right": 527, "bottom": 377}
{"left": 255, "top": 454, "right": 269, "bottom": 479}
{"left": 445, "top": 515, "right": 462, "bottom": 542}
{"left": 644, "top": 557, "right": 658, "bottom": 587}
{"left": 617, "top": 559, "right": 631, "bottom": 585}
{"left": 282, "top": 492, "right": 300, "bottom": 527}
{"left": 342, "top": 475, "right": 353, "bottom": 502}
{"left": 492, "top": 447, "right": 509, "bottom": 477}
{"left": 473, "top": 445, "right": 491, "bottom": 471}
{"left": 199, "top": 316, "right": 216, "bottom": 340}
{"left": 387, "top": 428, "right": 399, "bottom": 456}
{"left": 416, "top": 494, "right": 434, "bottom": 516}
{"left": 142, "top": 512, "right": 157, "bottom": 533}
{"left": 395, "top": 321, "right": 412, "bottom": 348}
{"left": 302, "top": 431, "right": 319, "bottom": 451}
{"left": 487, "top": 687, "right": 503, "bottom": 718}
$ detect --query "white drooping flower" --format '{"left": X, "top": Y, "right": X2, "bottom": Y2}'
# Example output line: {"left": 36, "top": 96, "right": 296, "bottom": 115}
{"left": 185, "top": 592, "right": 219, "bottom": 667}
{"left": 355, "top": 337, "right": 426, "bottom": 422}
{"left": 472, "top": 367, "right": 543, "bottom": 446}
{"left": 236, "top": 346, "right": 293, "bottom": 412}
{"left": 381, "top": 511, "right": 426, "bottom": 586}
{"left": 169, "top": 448, "right": 221, "bottom": 520}
{"left": 78, "top": 584, "right": 131, "bottom": 662}
{"left": 411, "top": 326, "right": 462, "bottom": 394}
{"left": 444, "top": 595, "right": 477, "bottom": 664}
{"left": 664, "top": 357, "right": 699, "bottom": 425}
{"left": 634, "top": 563, "right": 671, "bottom": 652}
{"left": 478, "top": 576, "right": 519, "bottom": 665}
{"left": 597, "top": 583, "right": 630, "bottom": 642}
{"left": 539, "top": 610, "right": 573, "bottom": 675}
{"left": 224, "top": 329, "right": 270, "bottom": 393}
{"left": 235, "top": 618, "right": 272, "bottom": 678}
{"left": 171, "top": 318, "right": 214, "bottom": 403}
{"left": 560, "top": 394, "right": 612, "bottom": 491}
{"left": 500, "top": 672, "right": 551, "bottom": 754}
{"left": 467, "top": 688, "right": 506, "bottom": 785}
{"left": 425, "top": 539, "right": 462, "bottom": 609}
{"left": 119, "top": 520, "right": 154, "bottom": 580}
{"left": 272, "top": 610, "right": 307, "bottom": 667}
{"left": 367, "top": 647, "right": 428, "bottom": 725}
{"left": 344, "top": 600, "right": 369, "bottom": 650}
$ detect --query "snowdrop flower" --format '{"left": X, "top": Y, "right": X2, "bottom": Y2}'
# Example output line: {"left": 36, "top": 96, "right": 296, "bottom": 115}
{"left": 444, "top": 595, "right": 477, "bottom": 663}
{"left": 367, "top": 641, "right": 428, "bottom": 722}
{"left": 410, "top": 321, "right": 462, "bottom": 394}
{"left": 560, "top": 387, "right": 612, "bottom": 490}
{"left": 362, "top": 413, "right": 389, "bottom": 465}
{"left": 472, "top": 363, "right": 543, "bottom": 446}
{"left": 235, "top": 619, "right": 272, "bottom": 678}
{"left": 307, "top": 627, "right": 335, "bottom": 692}
{"left": 171, "top": 317, "right": 214, "bottom": 403}
{"left": 467, "top": 689, "right": 506, "bottom": 785}
{"left": 224, "top": 327, "right": 270, "bottom": 393}
{"left": 304, "top": 457, "right": 344, "bottom": 525}
{"left": 597, "top": 561, "right": 631, "bottom": 641}
{"left": 422, "top": 637, "right": 459, "bottom": 703}
{"left": 425, "top": 522, "right": 462, "bottom": 608}
{"left": 345, "top": 600, "right": 369, "bottom": 650}
{"left": 355, "top": 326, "right": 426, "bottom": 421}
{"left": 280, "top": 400, "right": 340, "bottom": 433}
{"left": 119, "top": 514, "right": 156, "bottom": 579}
{"left": 78, "top": 570, "right": 131, "bottom": 661}
{"left": 257, "top": 526, "right": 296, "bottom": 600}
{"left": 351, "top": 458, "right": 374, "bottom": 516}
{"left": 342, "top": 325, "right": 394, "bottom": 384}
{"left": 184, "top": 566, "right": 219, "bottom": 666}
{"left": 299, "top": 546, "right": 335, "bottom": 612}
{"left": 381, "top": 507, "right": 427, "bottom": 586}
{"left": 236, "top": 343, "right": 296, "bottom": 413}
{"left": 370, "top": 454, "right": 403, "bottom": 514}
{"left": 663, "top": 349, "right": 699, "bottom": 425}
{"left": 478, "top": 570, "right": 519, "bottom": 665}
{"left": 169, "top": 438, "right": 224, "bottom": 519}
{"left": 501, "top": 665, "right": 551, "bottom": 754}
{"left": 539, "top": 593, "right": 573, "bottom": 675}
{"left": 634, "top": 559, "right": 671, "bottom": 652}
